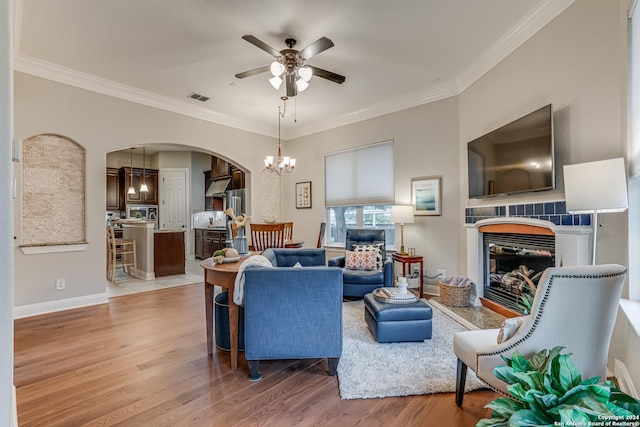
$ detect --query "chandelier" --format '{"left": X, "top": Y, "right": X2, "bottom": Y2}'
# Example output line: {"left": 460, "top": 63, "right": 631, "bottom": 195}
{"left": 268, "top": 39, "right": 313, "bottom": 94}
{"left": 264, "top": 96, "right": 296, "bottom": 173}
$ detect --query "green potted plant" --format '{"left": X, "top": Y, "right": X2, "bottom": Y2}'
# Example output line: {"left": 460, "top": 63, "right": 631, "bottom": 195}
{"left": 477, "top": 347, "right": 640, "bottom": 426}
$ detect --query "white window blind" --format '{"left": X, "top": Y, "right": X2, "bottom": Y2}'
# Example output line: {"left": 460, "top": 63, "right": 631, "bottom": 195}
{"left": 325, "top": 140, "right": 394, "bottom": 206}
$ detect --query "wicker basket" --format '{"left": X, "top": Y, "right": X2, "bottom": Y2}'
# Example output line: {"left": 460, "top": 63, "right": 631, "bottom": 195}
{"left": 439, "top": 281, "right": 472, "bottom": 307}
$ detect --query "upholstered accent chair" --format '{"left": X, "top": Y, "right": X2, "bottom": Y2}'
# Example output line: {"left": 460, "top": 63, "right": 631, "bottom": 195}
{"left": 453, "top": 264, "right": 627, "bottom": 406}
{"left": 243, "top": 248, "right": 343, "bottom": 381}
{"left": 328, "top": 228, "right": 393, "bottom": 297}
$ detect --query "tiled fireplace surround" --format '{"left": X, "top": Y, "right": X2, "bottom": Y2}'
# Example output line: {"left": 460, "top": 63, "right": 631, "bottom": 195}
{"left": 465, "top": 200, "right": 592, "bottom": 306}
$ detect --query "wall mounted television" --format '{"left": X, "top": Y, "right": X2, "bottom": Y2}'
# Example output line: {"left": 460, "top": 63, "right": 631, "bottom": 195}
{"left": 467, "top": 104, "right": 554, "bottom": 198}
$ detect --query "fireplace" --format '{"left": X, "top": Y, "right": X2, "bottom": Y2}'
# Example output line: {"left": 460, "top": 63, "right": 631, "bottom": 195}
{"left": 483, "top": 231, "right": 555, "bottom": 313}
{"left": 465, "top": 216, "right": 592, "bottom": 307}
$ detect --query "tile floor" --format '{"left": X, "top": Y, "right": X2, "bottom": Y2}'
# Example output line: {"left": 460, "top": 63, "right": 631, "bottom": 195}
{"left": 106, "top": 259, "right": 204, "bottom": 298}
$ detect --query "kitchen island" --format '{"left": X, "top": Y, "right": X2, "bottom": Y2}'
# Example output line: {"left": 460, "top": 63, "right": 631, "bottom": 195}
{"left": 119, "top": 220, "right": 185, "bottom": 279}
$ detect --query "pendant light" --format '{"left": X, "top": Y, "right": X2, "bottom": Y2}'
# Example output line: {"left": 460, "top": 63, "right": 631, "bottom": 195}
{"left": 127, "top": 148, "right": 136, "bottom": 195}
{"left": 264, "top": 96, "right": 296, "bottom": 173}
{"left": 140, "top": 146, "right": 149, "bottom": 193}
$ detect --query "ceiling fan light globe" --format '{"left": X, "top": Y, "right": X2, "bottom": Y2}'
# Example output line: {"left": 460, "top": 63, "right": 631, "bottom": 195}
{"left": 298, "top": 66, "right": 313, "bottom": 82}
{"left": 270, "top": 61, "right": 285, "bottom": 77}
{"left": 296, "top": 79, "right": 309, "bottom": 92}
{"left": 269, "top": 76, "right": 283, "bottom": 90}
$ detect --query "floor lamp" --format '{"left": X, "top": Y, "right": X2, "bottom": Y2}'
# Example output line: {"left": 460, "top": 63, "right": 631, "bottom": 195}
{"left": 391, "top": 205, "right": 414, "bottom": 255}
{"left": 564, "top": 157, "right": 628, "bottom": 265}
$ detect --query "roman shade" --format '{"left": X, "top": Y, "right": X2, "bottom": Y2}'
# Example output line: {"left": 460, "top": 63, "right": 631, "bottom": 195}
{"left": 324, "top": 140, "right": 394, "bottom": 206}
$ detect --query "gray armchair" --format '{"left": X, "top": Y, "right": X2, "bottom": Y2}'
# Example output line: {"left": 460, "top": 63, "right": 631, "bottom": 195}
{"left": 328, "top": 228, "right": 393, "bottom": 297}
{"left": 243, "top": 248, "right": 343, "bottom": 381}
{"left": 453, "top": 264, "right": 627, "bottom": 406}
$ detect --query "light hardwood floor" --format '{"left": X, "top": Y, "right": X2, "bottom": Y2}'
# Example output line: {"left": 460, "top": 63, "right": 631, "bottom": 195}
{"left": 14, "top": 283, "right": 498, "bottom": 426}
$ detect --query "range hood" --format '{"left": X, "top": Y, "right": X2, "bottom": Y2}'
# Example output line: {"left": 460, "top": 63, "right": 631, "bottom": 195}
{"left": 206, "top": 177, "right": 231, "bottom": 197}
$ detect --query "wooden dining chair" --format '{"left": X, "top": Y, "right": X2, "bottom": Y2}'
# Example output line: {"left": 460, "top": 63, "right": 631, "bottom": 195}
{"left": 317, "top": 222, "right": 327, "bottom": 248}
{"left": 250, "top": 223, "right": 286, "bottom": 251}
{"left": 106, "top": 226, "right": 137, "bottom": 281}
{"left": 283, "top": 222, "right": 293, "bottom": 242}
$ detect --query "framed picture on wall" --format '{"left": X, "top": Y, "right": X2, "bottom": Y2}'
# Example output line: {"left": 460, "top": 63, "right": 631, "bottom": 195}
{"left": 295, "top": 181, "right": 312, "bottom": 209}
{"left": 411, "top": 176, "right": 442, "bottom": 216}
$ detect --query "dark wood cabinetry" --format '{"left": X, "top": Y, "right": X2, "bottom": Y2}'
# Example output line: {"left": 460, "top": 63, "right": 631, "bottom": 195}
{"left": 154, "top": 231, "right": 185, "bottom": 277}
{"left": 119, "top": 167, "right": 159, "bottom": 206}
{"left": 195, "top": 228, "right": 226, "bottom": 259}
{"left": 230, "top": 165, "right": 245, "bottom": 190}
{"left": 106, "top": 168, "right": 120, "bottom": 210}
{"left": 204, "top": 170, "right": 224, "bottom": 211}
{"left": 212, "top": 157, "right": 230, "bottom": 178}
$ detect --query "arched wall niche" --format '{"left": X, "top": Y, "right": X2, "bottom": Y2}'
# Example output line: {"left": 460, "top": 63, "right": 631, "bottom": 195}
{"left": 22, "top": 134, "right": 86, "bottom": 247}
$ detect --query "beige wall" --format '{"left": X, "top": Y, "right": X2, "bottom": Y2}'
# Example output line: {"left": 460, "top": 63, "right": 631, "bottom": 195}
{"left": 458, "top": 0, "right": 635, "bottom": 384}
{"left": 13, "top": 72, "right": 275, "bottom": 308}
{"left": 283, "top": 97, "right": 461, "bottom": 286}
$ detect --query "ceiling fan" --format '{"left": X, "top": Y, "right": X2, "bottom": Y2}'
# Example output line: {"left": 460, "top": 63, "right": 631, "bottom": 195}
{"left": 235, "top": 35, "right": 346, "bottom": 97}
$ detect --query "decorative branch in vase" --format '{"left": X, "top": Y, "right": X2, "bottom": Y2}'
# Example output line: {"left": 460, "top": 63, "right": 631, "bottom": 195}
{"left": 224, "top": 208, "right": 251, "bottom": 254}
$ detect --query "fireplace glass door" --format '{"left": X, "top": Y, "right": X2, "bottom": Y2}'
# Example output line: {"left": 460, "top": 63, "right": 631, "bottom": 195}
{"left": 483, "top": 232, "right": 555, "bottom": 313}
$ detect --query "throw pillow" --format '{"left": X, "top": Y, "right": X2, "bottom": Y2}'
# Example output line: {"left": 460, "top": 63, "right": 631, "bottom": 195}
{"left": 353, "top": 243, "right": 384, "bottom": 269}
{"left": 345, "top": 249, "right": 377, "bottom": 270}
{"left": 496, "top": 316, "right": 528, "bottom": 344}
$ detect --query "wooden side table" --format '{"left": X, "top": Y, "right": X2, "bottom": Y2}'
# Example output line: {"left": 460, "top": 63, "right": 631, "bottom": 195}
{"left": 392, "top": 253, "right": 424, "bottom": 297}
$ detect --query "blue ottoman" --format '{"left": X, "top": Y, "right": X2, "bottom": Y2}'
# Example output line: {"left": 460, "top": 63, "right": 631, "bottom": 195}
{"left": 364, "top": 292, "right": 433, "bottom": 343}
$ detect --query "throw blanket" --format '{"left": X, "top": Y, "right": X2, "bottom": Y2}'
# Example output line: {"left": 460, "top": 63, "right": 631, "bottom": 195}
{"left": 233, "top": 255, "right": 273, "bottom": 305}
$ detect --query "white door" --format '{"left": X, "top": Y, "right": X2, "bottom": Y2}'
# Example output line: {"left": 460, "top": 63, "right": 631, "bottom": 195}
{"left": 160, "top": 169, "right": 188, "bottom": 231}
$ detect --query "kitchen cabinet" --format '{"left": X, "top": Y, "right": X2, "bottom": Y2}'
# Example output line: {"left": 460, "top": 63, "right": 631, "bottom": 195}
{"left": 154, "top": 231, "right": 185, "bottom": 277}
{"left": 106, "top": 167, "right": 120, "bottom": 210}
{"left": 230, "top": 165, "right": 245, "bottom": 189}
{"left": 120, "top": 167, "right": 159, "bottom": 206}
{"left": 195, "top": 228, "right": 226, "bottom": 259}
{"left": 212, "top": 157, "right": 230, "bottom": 178}
{"left": 195, "top": 229, "right": 204, "bottom": 259}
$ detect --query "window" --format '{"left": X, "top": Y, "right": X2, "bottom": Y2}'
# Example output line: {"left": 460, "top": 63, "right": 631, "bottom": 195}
{"left": 326, "top": 204, "right": 395, "bottom": 247}
{"left": 324, "top": 141, "right": 395, "bottom": 247}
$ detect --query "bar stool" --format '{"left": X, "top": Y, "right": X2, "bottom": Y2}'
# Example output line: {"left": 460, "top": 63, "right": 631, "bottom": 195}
{"left": 106, "top": 226, "right": 137, "bottom": 281}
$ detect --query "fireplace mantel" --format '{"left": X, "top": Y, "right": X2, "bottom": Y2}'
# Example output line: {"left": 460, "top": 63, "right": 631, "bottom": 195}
{"left": 465, "top": 217, "right": 592, "bottom": 306}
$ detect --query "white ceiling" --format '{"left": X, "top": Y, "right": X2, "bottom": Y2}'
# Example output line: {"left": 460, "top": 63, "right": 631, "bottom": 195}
{"left": 14, "top": 0, "right": 574, "bottom": 140}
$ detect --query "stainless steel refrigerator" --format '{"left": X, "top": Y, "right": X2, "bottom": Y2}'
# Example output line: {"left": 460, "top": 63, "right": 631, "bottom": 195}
{"left": 225, "top": 189, "right": 245, "bottom": 247}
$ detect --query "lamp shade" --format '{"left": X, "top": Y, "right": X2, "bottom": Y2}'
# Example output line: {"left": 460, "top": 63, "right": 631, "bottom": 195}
{"left": 564, "top": 157, "right": 628, "bottom": 214}
{"left": 391, "top": 205, "right": 414, "bottom": 224}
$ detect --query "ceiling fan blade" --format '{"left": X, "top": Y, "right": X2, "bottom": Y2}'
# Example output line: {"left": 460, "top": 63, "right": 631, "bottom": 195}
{"left": 298, "top": 37, "right": 334, "bottom": 60}
{"left": 308, "top": 66, "right": 346, "bottom": 84}
{"left": 241, "top": 35, "right": 281, "bottom": 58}
{"left": 235, "top": 65, "right": 270, "bottom": 79}
{"left": 285, "top": 74, "right": 297, "bottom": 97}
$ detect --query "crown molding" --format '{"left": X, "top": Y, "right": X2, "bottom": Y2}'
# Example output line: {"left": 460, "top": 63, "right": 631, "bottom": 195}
{"left": 285, "top": 82, "right": 459, "bottom": 139}
{"left": 13, "top": 54, "right": 275, "bottom": 137}
{"left": 13, "top": 0, "right": 574, "bottom": 140}
{"left": 457, "top": 0, "right": 576, "bottom": 92}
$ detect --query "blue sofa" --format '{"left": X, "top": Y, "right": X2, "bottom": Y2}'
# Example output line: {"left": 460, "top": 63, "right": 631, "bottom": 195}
{"left": 328, "top": 229, "right": 393, "bottom": 297}
{"left": 243, "top": 248, "right": 343, "bottom": 381}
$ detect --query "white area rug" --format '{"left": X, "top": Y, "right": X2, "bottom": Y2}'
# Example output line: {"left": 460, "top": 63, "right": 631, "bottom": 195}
{"left": 337, "top": 300, "right": 486, "bottom": 399}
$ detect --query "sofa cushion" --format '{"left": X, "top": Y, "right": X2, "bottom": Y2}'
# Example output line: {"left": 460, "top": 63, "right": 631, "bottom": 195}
{"left": 345, "top": 249, "right": 377, "bottom": 270}
{"left": 342, "top": 267, "right": 385, "bottom": 284}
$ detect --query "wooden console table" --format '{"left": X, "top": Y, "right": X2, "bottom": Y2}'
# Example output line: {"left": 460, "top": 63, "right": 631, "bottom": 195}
{"left": 392, "top": 253, "right": 424, "bottom": 297}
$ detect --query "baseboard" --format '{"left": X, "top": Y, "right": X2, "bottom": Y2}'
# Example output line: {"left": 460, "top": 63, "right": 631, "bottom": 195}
{"left": 615, "top": 359, "right": 639, "bottom": 398}
{"left": 13, "top": 292, "right": 108, "bottom": 319}
{"left": 12, "top": 385, "right": 17, "bottom": 427}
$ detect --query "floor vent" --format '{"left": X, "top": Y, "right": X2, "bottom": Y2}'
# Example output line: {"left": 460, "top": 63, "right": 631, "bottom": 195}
{"left": 187, "top": 92, "right": 210, "bottom": 102}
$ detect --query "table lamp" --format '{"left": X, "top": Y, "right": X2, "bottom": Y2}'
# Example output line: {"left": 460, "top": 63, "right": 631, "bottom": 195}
{"left": 564, "top": 157, "right": 628, "bottom": 265}
{"left": 391, "top": 205, "right": 414, "bottom": 255}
